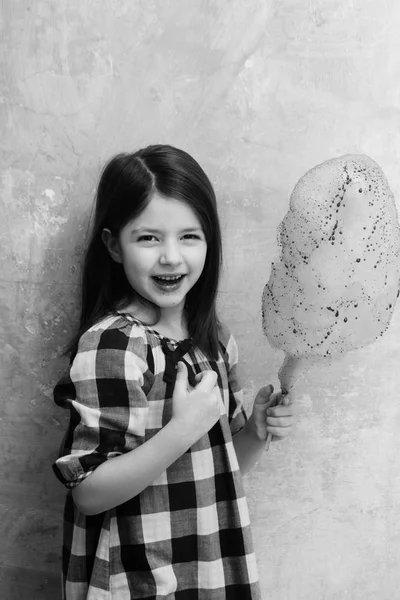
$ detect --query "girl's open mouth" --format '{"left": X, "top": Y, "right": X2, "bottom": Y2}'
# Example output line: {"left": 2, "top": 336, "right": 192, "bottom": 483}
{"left": 152, "top": 274, "right": 186, "bottom": 290}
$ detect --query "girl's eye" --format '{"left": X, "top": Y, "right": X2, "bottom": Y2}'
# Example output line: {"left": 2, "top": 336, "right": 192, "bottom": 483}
{"left": 182, "top": 234, "right": 201, "bottom": 240}
{"left": 137, "top": 235, "right": 158, "bottom": 242}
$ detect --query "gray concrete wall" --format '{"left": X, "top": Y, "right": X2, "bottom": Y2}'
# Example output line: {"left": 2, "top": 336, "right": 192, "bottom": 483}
{"left": 1, "top": 1, "right": 399, "bottom": 598}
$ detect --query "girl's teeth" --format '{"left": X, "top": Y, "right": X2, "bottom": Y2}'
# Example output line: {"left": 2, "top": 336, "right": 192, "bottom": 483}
{"left": 153, "top": 275, "right": 184, "bottom": 284}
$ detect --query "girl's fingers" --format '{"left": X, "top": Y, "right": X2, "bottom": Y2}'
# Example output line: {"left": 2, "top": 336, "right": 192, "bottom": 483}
{"left": 175, "top": 362, "right": 188, "bottom": 391}
{"left": 254, "top": 385, "right": 274, "bottom": 406}
{"left": 195, "top": 370, "right": 218, "bottom": 393}
{"left": 272, "top": 391, "right": 292, "bottom": 406}
{"left": 267, "top": 403, "right": 296, "bottom": 418}
{"left": 269, "top": 391, "right": 282, "bottom": 406}
{"left": 281, "top": 393, "right": 292, "bottom": 406}
{"left": 266, "top": 425, "right": 292, "bottom": 438}
{"left": 265, "top": 390, "right": 296, "bottom": 438}
{"left": 266, "top": 415, "right": 295, "bottom": 428}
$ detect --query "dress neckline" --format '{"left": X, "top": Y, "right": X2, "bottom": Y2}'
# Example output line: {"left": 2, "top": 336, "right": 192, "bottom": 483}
{"left": 116, "top": 311, "right": 191, "bottom": 347}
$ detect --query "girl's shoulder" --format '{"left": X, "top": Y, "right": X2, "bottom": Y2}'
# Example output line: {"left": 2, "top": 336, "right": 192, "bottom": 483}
{"left": 217, "top": 321, "right": 232, "bottom": 346}
{"left": 77, "top": 313, "right": 150, "bottom": 359}
{"left": 56, "top": 314, "right": 155, "bottom": 402}
{"left": 217, "top": 321, "right": 239, "bottom": 364}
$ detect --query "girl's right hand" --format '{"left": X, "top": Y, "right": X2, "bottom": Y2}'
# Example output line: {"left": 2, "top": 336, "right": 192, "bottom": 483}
{"left": 171, "top": 362, "right": 220, "bottom": 444}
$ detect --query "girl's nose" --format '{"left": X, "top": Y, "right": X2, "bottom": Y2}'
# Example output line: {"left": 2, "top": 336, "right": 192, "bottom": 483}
{"left": 159, "top": 240, "right": 183, "bottom": 266}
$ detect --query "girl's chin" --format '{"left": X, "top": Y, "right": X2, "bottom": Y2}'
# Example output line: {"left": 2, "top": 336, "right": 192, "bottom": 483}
{"left": 141, "top": 290, "right": 187, "bottom": 310}
{"left": 154, "top": 297, "right": 186, "bottom": 310}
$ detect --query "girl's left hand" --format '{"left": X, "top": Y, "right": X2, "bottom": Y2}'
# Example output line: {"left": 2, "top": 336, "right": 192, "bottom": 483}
{"left": 251, "top": 385, "right": 296, "bottom": 442}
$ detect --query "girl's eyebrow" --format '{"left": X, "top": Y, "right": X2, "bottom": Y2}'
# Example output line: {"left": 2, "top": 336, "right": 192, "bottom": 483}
{"left": 130, "top": 227, "right": 161, "bottom": 234}
{"left": 131, "top": 227, "right": 203, "bottom": 234}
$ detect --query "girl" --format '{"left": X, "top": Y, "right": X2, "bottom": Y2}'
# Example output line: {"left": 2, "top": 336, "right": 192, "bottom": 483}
{"left": 53, "top": 144, "right": 295, "bottom": 600}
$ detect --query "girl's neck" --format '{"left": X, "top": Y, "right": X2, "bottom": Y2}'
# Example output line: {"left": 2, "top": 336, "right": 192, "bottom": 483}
{"left": 154, "top": 313, "right": 189, "bottom": 341}
{"left": 124, "top": 299, "right": 189, "bottom": 341}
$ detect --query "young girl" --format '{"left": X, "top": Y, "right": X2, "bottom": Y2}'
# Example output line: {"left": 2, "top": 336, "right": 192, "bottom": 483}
{"left": 53, "top": 144, "right": 295, "bottom": 600}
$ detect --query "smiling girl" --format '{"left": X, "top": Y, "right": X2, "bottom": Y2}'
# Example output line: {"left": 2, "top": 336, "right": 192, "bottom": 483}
{"left": 53, "top": 144, "right": 295, "bottom": 600}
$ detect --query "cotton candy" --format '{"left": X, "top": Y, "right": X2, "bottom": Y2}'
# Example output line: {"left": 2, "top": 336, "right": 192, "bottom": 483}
{"left": 262, "top": 154, "right": 400, "bottom": 393}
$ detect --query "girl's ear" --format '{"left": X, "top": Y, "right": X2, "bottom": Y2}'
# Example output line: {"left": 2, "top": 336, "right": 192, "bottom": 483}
{"left": 102, "top": 228, "right": 122, "bottom": 263}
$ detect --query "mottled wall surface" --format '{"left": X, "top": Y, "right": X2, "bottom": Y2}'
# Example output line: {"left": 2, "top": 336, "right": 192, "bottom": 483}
{"left": 1, "top": 1, "right": 400, "bottom": 598}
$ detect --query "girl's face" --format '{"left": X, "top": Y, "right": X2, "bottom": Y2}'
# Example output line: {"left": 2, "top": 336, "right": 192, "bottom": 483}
{"left": 108, "top": 192, "right": 207, "bottom": 317}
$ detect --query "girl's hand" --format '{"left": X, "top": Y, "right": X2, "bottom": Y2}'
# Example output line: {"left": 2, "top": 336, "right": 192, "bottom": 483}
{"left": 171, "top": 362, "right": 221, "bottom": 444}
{"left": 251, "top": 385, "right": 296, "bottom": 442}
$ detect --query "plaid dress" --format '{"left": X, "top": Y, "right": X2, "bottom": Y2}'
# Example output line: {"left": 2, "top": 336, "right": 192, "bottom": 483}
{"left": 53, "top": 314, "right": 261, "bottom": 600}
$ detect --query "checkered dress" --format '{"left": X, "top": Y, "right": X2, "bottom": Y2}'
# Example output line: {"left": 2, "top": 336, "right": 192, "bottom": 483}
{"left": 53, "top": 314, "right": 261, "bottom": 600}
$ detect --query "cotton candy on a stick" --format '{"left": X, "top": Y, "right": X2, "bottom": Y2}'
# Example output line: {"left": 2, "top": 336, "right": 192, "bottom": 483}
{"left": 262, "top": 155, "right": 400, "bottom": 445}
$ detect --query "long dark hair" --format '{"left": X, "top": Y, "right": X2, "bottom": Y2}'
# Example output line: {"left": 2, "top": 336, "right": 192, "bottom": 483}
{"left": 66, "top": 144, "right": 222, "bottom": 360}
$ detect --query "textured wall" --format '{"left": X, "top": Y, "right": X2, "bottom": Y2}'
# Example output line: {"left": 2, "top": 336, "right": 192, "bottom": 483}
{"left": 1, "top": 1, "right": 400, "bottom": 598}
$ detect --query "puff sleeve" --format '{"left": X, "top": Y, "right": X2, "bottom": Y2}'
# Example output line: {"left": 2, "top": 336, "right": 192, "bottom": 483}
{"left": 53, "top": 321, "right": 153, "bottom": 488}
{"left": 218, "top": 324, "right": 248, "bottom": 435}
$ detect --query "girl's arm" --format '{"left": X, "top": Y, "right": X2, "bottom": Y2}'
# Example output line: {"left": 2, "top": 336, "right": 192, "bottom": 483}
{"left": 233, "top": 386, "right": 295, "bottom": 474}
{"left": 73, "top": 362, "right": 219, "bottom": 515}
{"left": 232, "top": 413, "right": 268, "bottom": 474}
{"left": 73, "top": 417, "right": 194, "bottom": 515}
